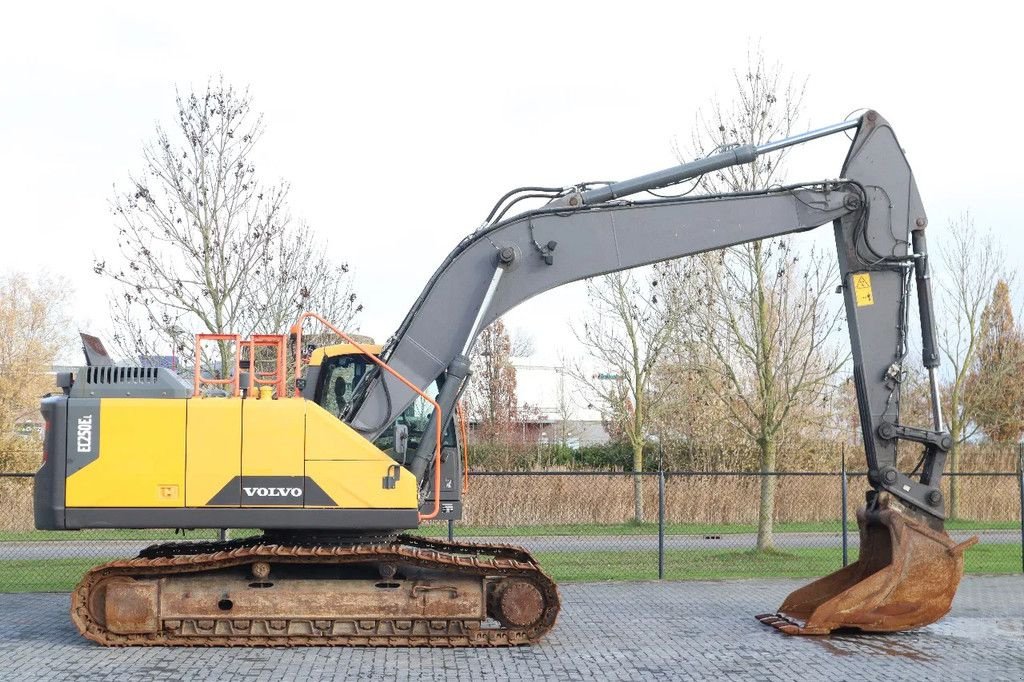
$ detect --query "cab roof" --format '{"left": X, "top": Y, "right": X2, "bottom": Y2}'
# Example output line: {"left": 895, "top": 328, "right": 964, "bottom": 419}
{"left": 308, "top": 343, "right": 382, "bottom": 367}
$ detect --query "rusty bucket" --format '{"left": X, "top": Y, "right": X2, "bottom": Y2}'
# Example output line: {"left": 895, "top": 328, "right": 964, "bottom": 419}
{"left": 756, "top": 493, "right": 977, "bottom": 635}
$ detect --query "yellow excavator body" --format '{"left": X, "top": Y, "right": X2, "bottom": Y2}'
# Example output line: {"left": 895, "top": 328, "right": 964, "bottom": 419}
{"left": 64, "top": 397, "right": 418, "bottom": 514}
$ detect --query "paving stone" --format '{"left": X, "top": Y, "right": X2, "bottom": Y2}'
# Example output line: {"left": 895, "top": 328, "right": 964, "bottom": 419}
{"left": 0, "top": 577, "right": 1022, "bottom": 680}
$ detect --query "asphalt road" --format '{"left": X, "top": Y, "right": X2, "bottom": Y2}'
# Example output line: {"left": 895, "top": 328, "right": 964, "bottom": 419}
{"left": 0, "top": 529, "right": 1014, "bottom": 560}
{"left": 1, "top": 576, "right": 1021, "bottom": 680}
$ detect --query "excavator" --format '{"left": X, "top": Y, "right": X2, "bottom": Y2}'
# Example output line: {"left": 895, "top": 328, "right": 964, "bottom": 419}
{"left": 34, "top": 110, "right": 975, "bottom": 645}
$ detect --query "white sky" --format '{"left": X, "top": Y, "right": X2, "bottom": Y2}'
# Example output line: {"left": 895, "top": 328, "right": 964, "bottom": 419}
{"left": 1, "top": 2, "right": 1021, "bottom": 373}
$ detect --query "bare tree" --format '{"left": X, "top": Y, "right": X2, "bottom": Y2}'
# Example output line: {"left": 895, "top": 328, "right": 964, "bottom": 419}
{"left": 673, "top": 246, "right": 845, "bottom": 547}
{"left": 509, "top": 330, "right": 535, "bottom": 359}
{"left": 552, "top": 365, "right": 581, "bottom": 448}
{"left": 96, "top": 78, "right": 360, "bottom": 375}
{"left": 465, "top": 318, "right": 529, "bottom": 442}
{"left": 937, "top": 214, "right": 1010, "bottom": 515}
{"left": 663, "top": 50, "right": 845, "bottom": 550}
{"left": 651, "top": 257, "right": 754, "bottom": 471}
{"left": 0, "top": 274, "right": 71, "bottom": 471}
{"left": 246, "top": 221, "right": 362, "bottom": 338}
{"left": 967, "top": 280, "right": 1024, "bottom": 444}
{"left": 572, "top": 271, "right": 678, "bottom": 522}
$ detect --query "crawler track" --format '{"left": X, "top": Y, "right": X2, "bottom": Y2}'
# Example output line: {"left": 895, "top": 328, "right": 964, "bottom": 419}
{"left": 71, "top": 534, "right": 560, "bottom": 646}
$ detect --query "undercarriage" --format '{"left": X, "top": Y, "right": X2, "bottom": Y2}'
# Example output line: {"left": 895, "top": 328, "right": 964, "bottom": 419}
{"left": 72, "top": 534, "right": 560, "bottom": 646}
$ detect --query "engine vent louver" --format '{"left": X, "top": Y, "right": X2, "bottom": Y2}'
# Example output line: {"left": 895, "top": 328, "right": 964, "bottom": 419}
{"left": 70, "top": 364, "right": 190, "bottom": 398}
{"left": 84, "top": 366, "right": 161, "bottom": 385}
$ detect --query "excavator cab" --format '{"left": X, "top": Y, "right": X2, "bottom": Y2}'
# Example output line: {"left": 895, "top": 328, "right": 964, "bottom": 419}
{"left": 304, "top": 342, "right": 465, "bottom": 520}
{"left": 305, "top": 342, "right": 380, "bottom": 417}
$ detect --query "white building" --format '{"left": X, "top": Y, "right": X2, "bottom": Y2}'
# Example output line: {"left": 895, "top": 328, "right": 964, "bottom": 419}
{"left": 509, "top": 358, "right": 608, "bottom": 447}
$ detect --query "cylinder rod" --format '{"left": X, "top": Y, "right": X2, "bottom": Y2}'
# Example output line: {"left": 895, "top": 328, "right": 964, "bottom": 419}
{"left": 754, "top": 119, "right": 860, "bottom": 154}
{"left": 912, "top": 229, "right": 944, "bottom": 432}
{"left": 460, "top": 264, "right": 506, "bottom": 356}
{"left": 581, "top": 118, "right": 860, "bottom": 205}
{"left": 929, "top": 368, "right": 945, "bottom": 433}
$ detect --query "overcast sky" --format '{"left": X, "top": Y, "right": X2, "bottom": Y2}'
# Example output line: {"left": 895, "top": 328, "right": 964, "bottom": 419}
{"left": 1, "top": 2, "right": 1020, "bottom": 373}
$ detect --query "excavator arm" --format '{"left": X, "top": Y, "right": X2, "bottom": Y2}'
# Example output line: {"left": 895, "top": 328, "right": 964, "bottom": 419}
{"left": 349, "top": 111, "right": 950, "bottom": 520}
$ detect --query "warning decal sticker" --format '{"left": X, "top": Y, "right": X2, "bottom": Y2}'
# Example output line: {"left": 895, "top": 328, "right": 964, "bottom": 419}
{"left": 852, "top": 272, "right": 874, "bottom": 307}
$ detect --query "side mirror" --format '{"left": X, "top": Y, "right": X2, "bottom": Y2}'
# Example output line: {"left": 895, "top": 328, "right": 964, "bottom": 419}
{"left": 394, "top": 423, "right": 409, "bottom": 458}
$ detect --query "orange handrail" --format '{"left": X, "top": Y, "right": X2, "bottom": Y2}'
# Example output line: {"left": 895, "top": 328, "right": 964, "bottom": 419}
{"left": 247, "top": 334, "right": 287, "bottom": 397}
{"left": 456, "top": 401, "right": 470, "bottom": 494}
{"left": 290, "top": 311, "right": 444, "bottom": 522}
{"left": 193, "top": 334, "right": 242, "bottom": 397}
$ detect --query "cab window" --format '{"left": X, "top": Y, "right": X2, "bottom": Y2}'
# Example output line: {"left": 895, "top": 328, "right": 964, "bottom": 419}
{"left": 371, "top": 380, "right": 457, "bottom": 457}
{"left": 317, "top": 355, "right": 371, "bottom": 418}
{"left": 317, "top": 354, "right": 457, "bottom": 456}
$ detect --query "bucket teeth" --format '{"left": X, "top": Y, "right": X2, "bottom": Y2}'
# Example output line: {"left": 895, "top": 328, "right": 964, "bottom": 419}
{"left": 755, "top": 613, "right": 825, "bottom": 635}
{"left": 754, "top": 613, "right": 812, "bottom": 635}
{"left": 756, "top": 493, "right": 976, "bottom": 636}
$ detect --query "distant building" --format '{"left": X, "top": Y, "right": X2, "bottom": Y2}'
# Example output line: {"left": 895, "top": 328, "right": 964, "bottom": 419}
{"left": 481, "top": 359, "right": 609, "bottom": 447}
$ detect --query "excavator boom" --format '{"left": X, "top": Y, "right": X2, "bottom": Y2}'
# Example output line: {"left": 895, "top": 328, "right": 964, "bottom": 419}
{"left": 349, "top": 112, "right": 950, "bottom": 517}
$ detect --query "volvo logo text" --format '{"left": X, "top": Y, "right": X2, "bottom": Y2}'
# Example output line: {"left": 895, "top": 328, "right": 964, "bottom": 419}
{"left": 243, "top": 487, "right": 302, "bottom": 498}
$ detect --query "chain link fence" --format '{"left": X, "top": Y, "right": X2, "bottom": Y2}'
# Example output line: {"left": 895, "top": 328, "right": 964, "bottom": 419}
{"left": 2, "top": 457, "right": 1022, "bottom": 592}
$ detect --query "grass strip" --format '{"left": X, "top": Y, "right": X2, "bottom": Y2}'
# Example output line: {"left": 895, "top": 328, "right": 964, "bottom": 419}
{"left": 413, "top": 518, "right": 1019, "bottom": 537}
{"left": 537, "top": 543, "right": 1022, "bottom": 581}
{"left": 0, "top": 544, "right": 1018, "bottom": 592}
{"left": 2, "top": 518, "right": 1016, "bottom": 542}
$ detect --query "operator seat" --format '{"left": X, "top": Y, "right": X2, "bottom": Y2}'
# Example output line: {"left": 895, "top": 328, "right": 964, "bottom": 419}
{"left": 333, "top": 376, "right": 348, "bottom": 417}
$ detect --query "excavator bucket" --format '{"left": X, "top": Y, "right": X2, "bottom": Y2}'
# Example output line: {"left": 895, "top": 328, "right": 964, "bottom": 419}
{"left": 756, "top": 493, "right": 977, "bottom": 635}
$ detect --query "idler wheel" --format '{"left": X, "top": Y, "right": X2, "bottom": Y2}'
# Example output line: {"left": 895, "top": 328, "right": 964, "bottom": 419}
{"left": 492, "top": 580, "right": 545, "bottom": 628}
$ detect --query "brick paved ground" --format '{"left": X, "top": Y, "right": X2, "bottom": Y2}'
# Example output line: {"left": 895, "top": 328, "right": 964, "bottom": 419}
{"left": 1, "top": 577, "right": 1021, "bottom": 681}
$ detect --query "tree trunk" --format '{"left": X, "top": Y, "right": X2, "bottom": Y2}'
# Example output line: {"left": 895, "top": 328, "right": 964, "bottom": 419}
{"left": 218, "top": 340, "right": 232, "bottom": 384}
{"left": 756, "top": 436, "right": 777, "bottom": 551}
{"left": 632, "top": 441, "right": 645, "bottom": 523}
